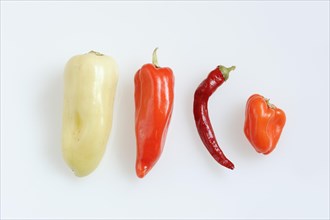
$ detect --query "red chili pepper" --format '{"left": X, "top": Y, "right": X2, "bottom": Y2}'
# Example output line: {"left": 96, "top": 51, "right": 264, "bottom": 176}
{"left": 134, "top": 48, "right": 174, "bottom": 178}
{"left": 193, "top": 65, "right": 236, "bottom": 170}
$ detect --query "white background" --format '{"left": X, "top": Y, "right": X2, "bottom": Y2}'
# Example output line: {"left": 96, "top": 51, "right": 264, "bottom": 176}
{"left": 1, "top": 1, "right": 329, "bottom": 219}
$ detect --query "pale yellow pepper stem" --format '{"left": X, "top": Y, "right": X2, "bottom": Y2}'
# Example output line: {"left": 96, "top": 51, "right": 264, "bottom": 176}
{"left": 152, "top": 47, "right": 160, "bottom": 68}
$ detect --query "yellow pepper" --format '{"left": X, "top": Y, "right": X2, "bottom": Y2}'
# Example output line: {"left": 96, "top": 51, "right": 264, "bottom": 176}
{"left": 62, "top": 51, "right": 118, "bottom": 177}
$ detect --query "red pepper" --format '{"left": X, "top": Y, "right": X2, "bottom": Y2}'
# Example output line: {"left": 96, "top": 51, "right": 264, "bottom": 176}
{"left": 134, "top": 48, "right": 174, "bottom": 178}
{"left": 244, "top": 94, "right": 286, "bottom": 154}
{"left": 193, "top": 65, "right": 236, "bottom": 170}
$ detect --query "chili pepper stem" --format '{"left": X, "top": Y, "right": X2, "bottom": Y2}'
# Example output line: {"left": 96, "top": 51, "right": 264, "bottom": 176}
{"left": 219, "top": 65, "right": 236, "bottom": 81}
{"left": 152, "top": 47, "right": 160, "bottom": 68}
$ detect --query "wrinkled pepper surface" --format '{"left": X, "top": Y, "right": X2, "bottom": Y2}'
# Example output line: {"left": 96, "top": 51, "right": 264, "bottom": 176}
{"left": 244, "top": 94, "right": 286, "bottom": 154}
{"left": 62, "top": 51, "right": 118, "bottom": 177}
{"left": 194, "top": 65, "right": 236, "bottom": 170}
{"left": 134, "top": 48, "right": 174, "bottom": 178}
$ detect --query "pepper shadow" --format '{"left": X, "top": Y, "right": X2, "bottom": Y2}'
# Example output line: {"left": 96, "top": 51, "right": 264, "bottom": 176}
{"left": 224, "top": 101, "right": 257, "bottom": 161}
{"left": 40, "top": 68, "right": 72, "bottom": 177}
{"left": 110, "top": 72, "right": 136, "bottom": 180}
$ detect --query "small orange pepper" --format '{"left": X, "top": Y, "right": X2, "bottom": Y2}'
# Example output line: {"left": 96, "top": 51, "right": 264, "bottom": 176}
{"left": 244, "top": 94, "right": 286, "bottom": 154}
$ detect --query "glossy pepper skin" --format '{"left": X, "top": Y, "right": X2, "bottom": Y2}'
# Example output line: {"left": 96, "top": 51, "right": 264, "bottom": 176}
{"left": 62, "top": 51, "right": 118, "bottom": 177}
{"left": 244, "top": 94, "right": 286, "bottom": 154}
{"left": 134, "top": 48, "right": 174, "bottom": 178}
{"left": 193, "top": 65, "right": 236, "bottom": 170}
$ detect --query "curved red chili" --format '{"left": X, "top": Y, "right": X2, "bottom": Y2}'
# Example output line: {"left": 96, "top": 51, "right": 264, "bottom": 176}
{"left": 193, "top": 65, "right": 236, "bottom": 170}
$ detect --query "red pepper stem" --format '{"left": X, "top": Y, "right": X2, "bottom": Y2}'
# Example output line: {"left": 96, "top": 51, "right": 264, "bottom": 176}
{"left": 152, "top": 47, "right": 160, "bottom": 68}
{"left": 219, "top": 65, "right": 236, "bottom": 81}
{"left": 265, "top": 98, "right": 277, "bottom": 109}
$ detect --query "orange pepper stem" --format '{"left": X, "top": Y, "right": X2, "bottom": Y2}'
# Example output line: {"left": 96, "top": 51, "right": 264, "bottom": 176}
{"left": 152, "top": 47, "right": 160, "bottom": 68}
{"left": 219, "top": 65, "right": 236, "bottom": 81}
{"left": 265, "top": 98, "right": 277, "bottom": 109}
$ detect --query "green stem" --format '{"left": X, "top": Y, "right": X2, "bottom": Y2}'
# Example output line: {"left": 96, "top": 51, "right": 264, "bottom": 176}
{"left": 152, "top": 47, "right": 160, "bottom": 68}
{"left": 89, "top": 50, "right": 104, "bottom": 56}
{"left": 265, "top": 98, "right": 277, "bottom": 109}
{"left": 219, "top": 65, "right": 236, "bottom": 81}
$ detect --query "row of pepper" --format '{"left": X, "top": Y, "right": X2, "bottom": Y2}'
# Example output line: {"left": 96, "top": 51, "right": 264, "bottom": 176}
{"left": 61, "top": 49, "right": 286, "bottom": 178}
